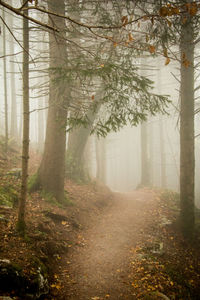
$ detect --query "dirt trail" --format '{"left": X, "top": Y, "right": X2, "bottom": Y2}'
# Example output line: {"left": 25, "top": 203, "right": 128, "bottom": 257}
{"left": 62, "top": 190, "right": 157, "bottom": 300}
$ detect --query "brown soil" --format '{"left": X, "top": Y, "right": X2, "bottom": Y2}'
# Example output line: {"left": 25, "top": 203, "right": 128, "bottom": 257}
{"left": 0, "top": 161, "right": 200, "bottom": 300}
{"left": 61, "top": 189, "right": 157, "bottom": 300}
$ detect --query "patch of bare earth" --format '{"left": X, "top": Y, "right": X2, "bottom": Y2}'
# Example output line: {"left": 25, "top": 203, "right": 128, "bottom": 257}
{"left": 53, "top": 189, "right": 200, "bottom": 300}
{"left": 55, "top": 190, "right": 159, "bottom": 300}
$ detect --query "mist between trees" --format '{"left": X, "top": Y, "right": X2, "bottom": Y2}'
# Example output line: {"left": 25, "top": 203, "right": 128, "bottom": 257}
{"left": 0, "top": 0, "right": 200, "bottom": 238}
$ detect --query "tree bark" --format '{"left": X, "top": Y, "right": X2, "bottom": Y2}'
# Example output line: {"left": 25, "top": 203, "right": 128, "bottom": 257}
{"left": 140, "top": 121, "right": 150, "bottom": 186}
{"left": 159, "top": 117, "right": 166, "bottom": 189}
{"left": 37, "top": 0, "right": 68, "bottom": 203}
{"left": 96, "top": 136, "right": 107, "bottom": 184}
{"left": 66, "top": 93, "right": 102, "bottom": 182}
{"left": 2, "top": 7, "right": 8, "bottom": 153}
{"left": 9, "top": 1, "right": 18, "bottom": 139}
{"left": 180, "top": 15, "right": 195, "bottom": 238}
{"left": 17, "top": 2, "right": 29, "bottom": 232}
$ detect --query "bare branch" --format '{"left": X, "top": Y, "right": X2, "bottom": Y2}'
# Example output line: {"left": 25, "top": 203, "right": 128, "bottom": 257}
{"left": 0, "top": 0, "right": 58, "bottom": 32}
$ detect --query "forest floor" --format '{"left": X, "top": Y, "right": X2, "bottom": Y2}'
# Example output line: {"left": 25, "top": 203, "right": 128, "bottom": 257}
{"left": 0, "top": 148, "right": 200, "bottom": 300}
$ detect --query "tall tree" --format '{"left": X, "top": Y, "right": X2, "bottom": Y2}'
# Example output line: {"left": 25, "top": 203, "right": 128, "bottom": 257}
{"left": 140, "top": 121, "right": 150, "bottom": 186}
{"left": 179, "top": 8, "right": 195, "bottom": 238}
{"left": 159, "top": 117, "right": 166, "bottom": 188}
{"left": 2, "top": 7, "right": 8, "bottom": 153}
{"left": 9, "top": 1, "right": 18, "bottom": 139}
{"left": 36, "top": 0, "right": 68, "bottom": 203}
{"left": 17, "top": 1, "right": 29, "bottom": 232}
{"left": 96, "top": 136, "right": 107, "bottom": 184}
{"left": 66, "top": 105, "right": 101, "bottom": 182}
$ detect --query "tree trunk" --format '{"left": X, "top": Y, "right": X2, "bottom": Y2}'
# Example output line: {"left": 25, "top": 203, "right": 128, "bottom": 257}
{"left": 2, "top": 8, "right": 8, "bottom": 153}
{"left": 66, "top": 95, "right": 102, "bottom": 182}
{"left": 96, "top": 136, "right": 107, "bottom": 184}
{"left": 37, "top": 99, "right": 45, "bottom": 152}
{"left": 9, "top": 1, "right": 18, "bottom": 139}
{"left": 159, "top": 117, "right": 166, "bottom": 189}
{"left": 37, "top": 0, "right": 68, "bottom": 203}
{"left": 149, "top": 119, "right": 154, "bottom": 186}
{"left": 17, "top": 2, "right": 29, "bottom": 233}
{"left": 140, "top": 121, "right": 150, "bottom": 186}
{"left": 180, "top": 15, "right": 195, "bottom": 238}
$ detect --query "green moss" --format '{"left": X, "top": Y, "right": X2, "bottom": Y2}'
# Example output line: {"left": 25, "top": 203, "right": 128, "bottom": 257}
{"left": 28, "top": 173, "right": 40, "bottom": 193}
{"left": 40, "top": 190, "right": 73, "bottom": 208}
{"left": 0, "top": 185, "right": 19, "bottom": 207}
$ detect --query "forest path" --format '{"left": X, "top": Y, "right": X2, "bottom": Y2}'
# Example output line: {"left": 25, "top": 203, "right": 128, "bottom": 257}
{"left": 62, "top": 189, "right": 157, "bottom": 300}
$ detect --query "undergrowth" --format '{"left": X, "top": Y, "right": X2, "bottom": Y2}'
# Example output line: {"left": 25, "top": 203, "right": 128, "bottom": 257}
{"left": 40, "top": 190, "right": 73, "bottom": 208}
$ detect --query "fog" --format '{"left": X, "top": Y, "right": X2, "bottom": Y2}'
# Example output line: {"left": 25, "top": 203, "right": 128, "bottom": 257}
{"left": 0, "top": 2, "right": 200, "bottom": 209}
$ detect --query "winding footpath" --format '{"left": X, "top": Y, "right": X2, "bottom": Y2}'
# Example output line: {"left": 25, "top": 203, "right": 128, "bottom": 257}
{"left": 60, "top": 190, "right": 157, "bottom": 300}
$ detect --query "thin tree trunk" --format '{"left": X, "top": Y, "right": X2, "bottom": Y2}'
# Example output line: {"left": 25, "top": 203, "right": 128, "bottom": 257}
{"left": 149, "top": 119, "right": 154, "bottom": 186}
{"left": 140, "top": 121, "right": 150, "bottom": 186}
{"left": 9, "top": 1, "right": 18, "bottom": 139}
{"left": 3, "top": 8, "right": 8, "bottom": 153}
{"left": 17, "top": 2, "right": 29, "bottom": 233}
{"left": 37, "top": 99, "right": 44, "bottom": 152}
{"left": 180, "top": 15, "right": 195, "bottom": 238}
{"left": 159, "top": 117, "right": 166, "bottom": 188}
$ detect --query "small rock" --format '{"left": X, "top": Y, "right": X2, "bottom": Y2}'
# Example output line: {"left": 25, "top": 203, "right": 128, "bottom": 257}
{"left": 0, "top": 259, "right": 11, "bottom": 264}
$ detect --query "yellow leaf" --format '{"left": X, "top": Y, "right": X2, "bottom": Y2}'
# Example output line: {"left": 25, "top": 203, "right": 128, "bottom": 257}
{"left": 61, "top": 221, "right": 67, "bottom": 225}
{"left": 189, "top": 4, "right": 198, "bottom": 16}
{"left": 159, "top": 6, "right": 169, "bottom": 17}
{"left": 100, "top": 64, "right": 104, "bottom": 68}
{"left": 165, "top": 57, "right": 170, "bottom": 66}
{"left": 113, "top": 42, "right": 118, "bottom": 47}
{"left": 149, "top": 45, "right": 156, "bottom": 54}
{"left": 171, "top": 7, "right": 180, "bottom": 15}
{"left": 121, "top": 15, "right": 128, "bottom": 25}
{"left": 51, "top": 283, "right": 61, "bottom": 289}
{"left": 163, "top": 48, "right": 168, "bottom": 57}
{"left": 56, "top": 284, "right": 61, "bottom": 290}
{"left": 128, "top": 33, "right": 134, "bottom": 42}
